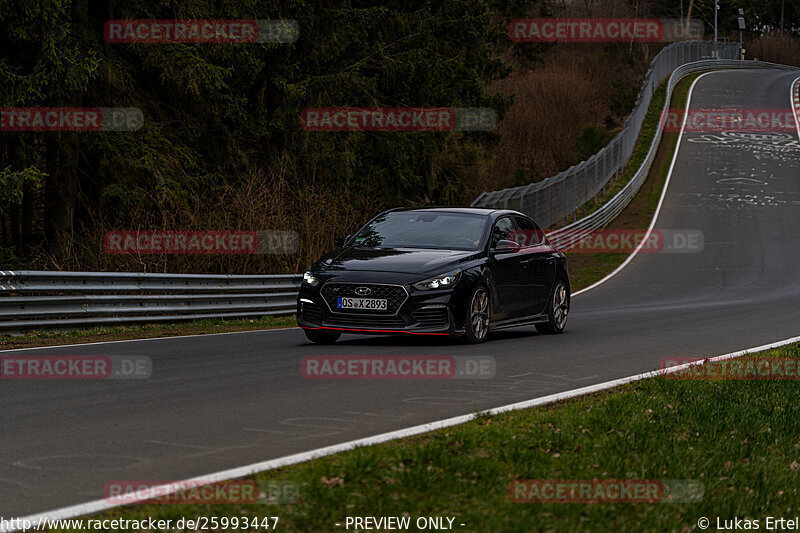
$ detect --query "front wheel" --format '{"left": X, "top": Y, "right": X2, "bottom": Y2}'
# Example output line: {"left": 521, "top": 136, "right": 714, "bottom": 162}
{"left": 463, "top": 285, "right": 490, "bottom": 344}
{"left": 536, "top": 280, "right": 569, "bottom": 334}
{"left": 303, "top": 328, "right": 342, "bottom": 344}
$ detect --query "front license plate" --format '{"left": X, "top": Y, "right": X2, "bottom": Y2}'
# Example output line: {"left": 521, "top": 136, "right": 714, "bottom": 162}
{"left": 337, "top": 297, "right": 388, "bottom": 310}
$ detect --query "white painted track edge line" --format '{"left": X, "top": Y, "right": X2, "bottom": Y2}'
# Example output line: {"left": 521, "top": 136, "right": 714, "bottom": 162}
{"left": 0, "top": 325, "right": 299, "bottom": 353}
{"left": 572, "top": 70, "right": 713, "bottom": 297}
{"left": 5, "top": 70, "right": 800, "bottom": 530}
{"left": 792, "top": 77, "right": 800, "bottom": 144}
{"left": 6, "top": 332, "right": 800, "bottom": 531}
{"left": 0, "top": 71, "right": 708, "bottom": 351}
{"left": 6, "top": 73, "right": 795, "bottom": 353}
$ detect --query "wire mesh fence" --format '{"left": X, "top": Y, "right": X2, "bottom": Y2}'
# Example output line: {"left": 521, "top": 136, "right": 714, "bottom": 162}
{"left": 471, "top": 41, "right": 743, "bottom": 228}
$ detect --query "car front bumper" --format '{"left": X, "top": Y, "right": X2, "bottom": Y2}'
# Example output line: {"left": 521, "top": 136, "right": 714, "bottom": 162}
{"left": 296, "top": 281, "right": 468, "bottom": 336}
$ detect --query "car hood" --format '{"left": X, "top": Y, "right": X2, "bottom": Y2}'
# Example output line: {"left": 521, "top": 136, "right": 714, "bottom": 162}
{"left": 315, "top": 247, "right": 481, "bottom": 275}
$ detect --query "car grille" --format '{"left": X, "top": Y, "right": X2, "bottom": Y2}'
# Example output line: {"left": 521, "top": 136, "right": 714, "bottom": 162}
{"left": 301, "top": 302, "right": 323, "bottom": 324}
{"left": 411, "top": 307, "right": 449, "bottom": 328}
{"left": 320, "top": 283, "right": 407, "bottom": 314}
{"left": 325, "top": 314, "right": 407, "bottom": 329}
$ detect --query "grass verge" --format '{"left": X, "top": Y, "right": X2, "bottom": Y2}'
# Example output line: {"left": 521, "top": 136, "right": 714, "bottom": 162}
{"left": 63, "top": 343, "right": 800, "bottom": 532}
{"left": 0, "top": 315, "right": 296, "bottom": 351}
{"left": 567, "top": 72, "right": 701, "bottom": 290}
{"left": 1, "top": 73, "right": 702, "bottom": 347}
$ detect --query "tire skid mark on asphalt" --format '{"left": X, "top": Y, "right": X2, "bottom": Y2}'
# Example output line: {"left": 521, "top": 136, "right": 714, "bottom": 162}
{"left": 341, "top": 410, "right": 409, "bottom": 419}
{"left": 12, "top": 454, "right": 149, "bottom": 472}
{"left": 432, "top": 376, "right": 606, "bottom": 401}
{"left": 6, "top": 70, "right": 800, "bottom": 532}
{"left": 437, "top": 389, "right": 522, "bottom": 401}
{"left": 130, "top": 438, "right": 262, "bottom": 460}
{"left": 141, "top": 440, "right": 215, "bottom": 450}
{"left": 425, "top": 374, "right": 609, "bottom": 404}
{"left": 0, "top": 476, "right": 38, "bottom": 491}
{"left": 503, "top": 372, "right": 603, "bottom": 382}
{"left": 241, "top": 428, "right": 309, "bottom": 435}
{"left": 180, "top": 443, "right": 270, "bottom": 459}
{"left": 240, "top": 428, "right": 341, "bottom": 442}
{"left": 401, "top": 397, "right": 479, "bottom": 406}
{"left": 242, "top": 414, "right": 419, "bottom": 443}
{"left": 276, "top": 417, "right": 370, "bottom": 430}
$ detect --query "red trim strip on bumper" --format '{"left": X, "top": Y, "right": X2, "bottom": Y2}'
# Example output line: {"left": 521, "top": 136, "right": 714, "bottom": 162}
{"left": 301, "top": 326, "right": 450, "bottom": 336}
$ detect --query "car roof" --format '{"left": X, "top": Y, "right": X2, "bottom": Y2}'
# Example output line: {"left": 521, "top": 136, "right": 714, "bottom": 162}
{"left": 386, "top": 206, "right": 527, "bottom": 218}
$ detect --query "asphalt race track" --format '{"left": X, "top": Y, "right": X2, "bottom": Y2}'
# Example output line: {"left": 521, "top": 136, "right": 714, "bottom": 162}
{"left": 2, "top": 69, "right": 800, "bottom": 518}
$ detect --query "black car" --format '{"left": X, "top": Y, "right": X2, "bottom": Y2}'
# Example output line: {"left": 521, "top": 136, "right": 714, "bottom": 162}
{"left": 297, "top": 207, "right": 570, "bottom": 344}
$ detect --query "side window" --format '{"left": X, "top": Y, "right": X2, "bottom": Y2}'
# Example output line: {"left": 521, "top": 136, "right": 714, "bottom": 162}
{"left": 513, "top": 216, "right": 545, "bottom": 247}
{"left": 491, "top": 217, "right": 516, "bottom": 248}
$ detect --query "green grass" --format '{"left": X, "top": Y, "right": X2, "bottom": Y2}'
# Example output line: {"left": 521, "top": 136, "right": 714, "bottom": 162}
{"left": 0, "top": 315, "right": 296, "bottom": 351}
{"left": 567, "top": 252, "right": 628, "bottom": 290}
{"left": 566, "top": 73, "right": 703, "bottom": 291}
{"left": 558, "top": 81, "right": 669, "bottom": 226}
{"left": 3, "top": 75, "right": 704, "bottom": 346}
{"left": 62, "top": 344, "right": 800, "bottom": 533}
{"left": 562, "top": 71, "right": 704, "bottom": 227}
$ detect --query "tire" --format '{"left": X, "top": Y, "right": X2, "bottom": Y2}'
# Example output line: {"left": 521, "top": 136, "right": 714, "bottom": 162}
{"left": 303, "top": 328, "right": 342, "bottom": 344}
{"left": 536, "top": 280, "right": 569, "bottom": 334}
{"left": 463, "top": 284, "right": 491, "bottom": 344}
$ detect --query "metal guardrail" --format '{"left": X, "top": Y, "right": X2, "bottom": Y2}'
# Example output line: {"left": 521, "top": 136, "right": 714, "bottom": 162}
{"left": 547, "top": 57, "right": 800, "bottom": 249}
{"left": 0, "top": 271, "right": 301, "bottom": 332}
{"left": 472, "top": 40, "right": 742, "bottom": 227}
{"left": 3, "top": 48, "right": 797, "bottom": 334}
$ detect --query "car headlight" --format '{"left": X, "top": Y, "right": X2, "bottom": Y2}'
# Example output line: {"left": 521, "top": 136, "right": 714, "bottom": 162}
{"left": 413, "top": 270, "right": 461, "bottom": 290}
{"left": 303, "top": 271, "right": 320, "bottom": 286}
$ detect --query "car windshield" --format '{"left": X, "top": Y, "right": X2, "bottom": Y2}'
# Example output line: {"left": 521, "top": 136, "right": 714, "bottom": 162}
{"left": 351, "top": 211, "right": 487, "bottom": 250}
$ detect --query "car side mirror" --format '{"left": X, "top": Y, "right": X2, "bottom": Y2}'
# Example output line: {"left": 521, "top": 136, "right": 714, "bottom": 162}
{"left": 335, "top": 235, "right": 351, "bottom": 247}
{"left": 493, "top": 239, "right": 521, "bottom": 253}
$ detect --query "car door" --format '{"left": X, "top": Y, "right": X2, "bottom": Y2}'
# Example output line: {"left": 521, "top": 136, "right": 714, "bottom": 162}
{"left": 513, "top": 216, "right": 556, "bottom": 316}
{"left": 487, "top": 216, "right": 529, "bottom": 320}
